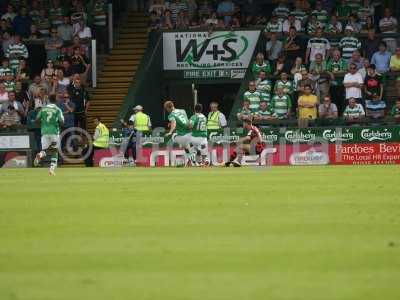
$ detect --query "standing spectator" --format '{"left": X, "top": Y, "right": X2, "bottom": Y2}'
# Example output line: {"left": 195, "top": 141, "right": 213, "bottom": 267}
{"left": 58, "top": 91, "right": 75, "bottom": 152}
{"left": 53, "top": 68, "right": 71, "bottom": 97}
{"left": 251, "top": 52, "right": 271, "bottom": 79}
{"left": 266, "top": 32, "right": 283, "bottom": 63}
{"left": 70, "top": 46, "right": 90, "bottom": 84}
{"left": 305, "top": 28, "right": 330, "bottom": 64}
{"left": 1, "top": 91, "right": 25, "bottom": 120}
{"left": 292, "top": 0, "right": 308, "bottom": 31}
{"left": 265, "top": 15, "right": 282, "bottom": 34}
{"left": 0, "top": 105, "right": 21, "bottom": 128}
{"left": 311, "top": 1, "right": 329, "bottom": 25}
{"left": 343, "top": 97, "right": 365, "bottom": 123}
{"left": 365, "top": 93, "right": 386, "bottom": 119}
{"left": 363, "top": 29, "right": 380, "bottom": 60}
{"left": 390, "top": 47, "right": 400, "bottom": 72}
{"left": 282, "top": 14, "right": 301, "bottom": 34}
{"left": 217, "top": 0, "right": 236, "bottom": 26}
{"left": 371, "top": 42, "right": 391, "bottom": 74}
{"left": 2, "top": 4, "right": 16, "bottom": 22}
{"left": 175, "top": 10, "right": 189, "bottom": 29}
{"left": 347, "top": 14, "right": 361, "bottom": 33}
{"left": 283, "top": 27, "right": 303, "bottom": 64}
{"left": 92, "top": 0, "right": 108, "bottom": 53}
{"left": 236, "top": 99, "right": 252, "bottom": 122}
{"left": 5, "top": 35, "right": 29, "bottom": 74}
{"left": 327, "top": 50, "right": 347, "bottom": 111}
{"left": 274, "top": 72, "right": 293, "bottom": 97}
{"left": 206, "top": 101, "right": 227, "bottom": 130}
{"left": 45, "top": 28, "right": 63, "bottom": 61}
{"left": 73, "top": 20, "right": 92, "bottom": 42}
{"left": 271, "top": 87, "right": 291, "bottom": 119}
{"left": 29, "top": 74, "right": 49, "bottom": 98}
{"left": 318, "top": 95, "right": 338, "bottom": 120}
{"left": 339, "top": 26, "right": 361, "bottom": 61}
{"left": 57, "top": 16, "right": 74, "bottom": 43}
{"left": 36, "top": 9, "right": 51, "bottom": 37}
{"left": 168, "top": 0, "right": 188, "bottom": 25}
{"left": 243, "top": 81, "right": 261, "bottom": 113}
{"left": 379, "top": 8, "right": 398, "bottom": 54}
{"left": 0, "top": 82, "right": 9, "bottom": 104}
{"left": 298, "top": 84, "right": 318, "bottom": 124}
{"left": 29, "top": 0, "right": 41, "bottom": 24}
{"left": 272, "top": 0, "right": 290, "bottom": 23}
{"left": 343, "top": 63, "right": 364, "bottom": 103}
{"left": 67, "top": 74, "right": 90, "bottom": 130}
{"left": 364, "top": 64, "right": 383, "bottom": 102}
{"left": 49, "top": 0, "right": 65, "bottom": 27}
{"left": 12, "top": 7, "right": 32, "bottom": 38}
{"left": 348, "top": 50, "right": 364, "bottom": 70}
{"left": 358, "top": 0, "right": 374, "bottom": 29}
{"left": 71, "top": 1, "right": 87, "bottom": 26}
{"left": 41, "top": 60, "right": 57, "bottom": 84}
{"left": 256, "top": 71, "right": 273, "bottom": 104}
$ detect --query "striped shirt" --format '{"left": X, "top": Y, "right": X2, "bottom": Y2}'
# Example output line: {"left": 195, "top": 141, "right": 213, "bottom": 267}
{"left": 311, "top": 9, "right": 328, "bottom": 24}
{"left": 339, "top": 36, "right": 361, "bottom": 60}
{"left": 243, "top": 90, "right": 261, "bottom": 113}
{"left": 49, "top": 7, "right": 64, "bottom": 27}
{"left": 272, "top": 95, "right": 291, "bottom": 118}
{"left": 343, "top": 104, "right": 365, "bottom": 118}
{"left": 93, "top": 0, "right": 107, "bottom": 26}
{"left": 256, "top": 79, "right": 272, "bottom": 104}
{"left": 273, "top": 5, "right": 290, "bottom": 23}
{"left": 169, "top": 2, "right": 188, "bottom": 24}
{"left": 4, "top": 80, "right": 16, "bottom": 92}
{"left": 265, "top": 21, "right": 282, "bottom": 33}
{"left": 274, "top": 80, "right": 293, "bottom": 95}
{"left": 291, "top": 9, "right": 307, "bottom": 30}
{"left": 5, "top": 43, "right": 28, "bottom": 71}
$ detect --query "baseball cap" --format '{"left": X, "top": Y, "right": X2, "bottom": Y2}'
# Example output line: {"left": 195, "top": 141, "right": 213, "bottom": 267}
{"left": 133, "top": 105, "right": 143, "bottom": 111}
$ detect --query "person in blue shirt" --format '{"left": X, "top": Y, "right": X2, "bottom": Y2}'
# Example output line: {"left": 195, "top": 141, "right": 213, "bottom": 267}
{"left": 217, "top": 0, "right": 236, "bottom": 26}
{"left": 371, "top": 42, "right": 392, "bottom": 74}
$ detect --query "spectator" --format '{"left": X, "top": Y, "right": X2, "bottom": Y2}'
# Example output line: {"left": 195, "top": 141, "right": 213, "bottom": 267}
{"left": 298, "top": 84, "right": 318, "bottom": 124}
{"left": 1, "top": 91, "right": 25, "bottom": 120}
{"left": 73, "top": 20, "right": 92, "bottom": 42}
{"left": 310, "top": 53, "right": 330, "bottom": 101}
{"left": 305, "top": 28, "right": 330, "bottom": 64}
{"left": 28, "top": 75, "right": 49, "bottom": 99}
{"left": 2, "top": 4, "right": 16, "bottom": 22}
{"left": 52, "top": 68, "right": 71, "bottom": 97}
{"left": 318, "top": 95, "right": 338, "bottom": 120}
{"left": 365, "top": 93, "right": 386, "bottom": 119}
{"left": 265, "top": 15, "right": 282, "bottom": 34}
{"left": 175, "top": 10, "right": 189, "bottom": 29}
{"left": 0, "top": 105, "right": 20, "bottom": 128}
{"left": 274, "top": 72, "right": 293, "bottom": 97}
{"left": 0, "top": 58, "right": 11, "bottom": 80}
{"left": 292, "top": 0, "right": 308, "bottom": 31}
{"left": 70, "top": 35, "right": 88, "bottom": 57}
{"left": 339, "top": 26, "right": 361, "bottom": 61}
{"left": 343, "top": 97, "right": 365, "bottom": 122}
{"left": 379, "top": 8, "right": 398, "bottom": 53}
{"left": 49, "top": 0, "right": 65, "bottom": 27}
{"left": 273, "top": 53, "right": 291, "bottom": 77}
{"left": 41, "top": 59, "right": 57, "bottom": 84}
{"left": 283, "top": 27, "right": 303, "bottom": 64}
{"left": 325, "top": 14, "right": 343, "bottom": 35}
{"left": 358, "top": 0, "right": 375, "bottom": 29}
{"left": 311, "top": 1, "right": 329, "bottom": 25}
{"left": 348, "top": 50, "right": 364, "bottom": 70}
{"left": 58, "top": 91, "right": 75, "bottom": 130}
{"left": 336, "top": 0, "right": 351, "bottom": 21}
{"left": 0, "top": 82, "right": 9, "bottom": 104}
{"left": 390, "top": 47, "right": 400, "bottom": 71}
{"left": 29, "top": 0, "right": 41, "bottom": 24}
{"left": 2, "top": 32, "right": 12, "bottom": 55}
{"left": 237, "top": 99, "right": 252, "bottom": 122}
{"left": 255, "top": 71, "right": 273, "bottom": 104}
{"left": 390, "top": 99, "right": 400, "bottom": 119}
{"left": 27, "top": 24, "right": 43, "bottom": 41}
{"left": 70, "top": 46, "right": 90, "bottom": 84}
{"left": 272, "top": 0, "right": 290, "bottom": 23}
{"left": 271, "top": 87, "right": 291, "bottom": 119}
{"left": 12, "top": 7, "right": 32, "bottom": 38}
{"left": 266, "top": 32, "right": 283, "bottom": 62}
{"left": 33, "top": 87, "right": 48, "bottom": 109}
{"left": 62, "top": 59, "right": 74, "bottom": 78}
{"left": 347, "top": 14, "right": 361, "bottom": 33}
{"left": 67, "top": 74, "right": 90, "bottom": 129}
{"left": 243, "top": 81, "right": 261, "bottom": 113}
{"left": 206, "top": 101, "right": 227, "bottom": 130}
{"left": 282, "top": 14, "right": 301, "bottom": 34}
{"left": 45, "top": 28, "right": 63, "bottom": 61}
{"left": 168, "top": 0, "right": 188, "bottom": 25}
{"left": 36, "top": 9, "right": 51, "bottom": 37}
{"left": 306, "top": 15, "right": 323, "bottom": 36}
{"left": 253, "top": 100, "right": 276, "bottom": 122}
{"left": 71, "top": 1, "right": 87, "bottom": 26}
{"left": 371, "top": 42, "right": 391, "bottom": 74}
{"left": 364, "top": 64, "right": 383, "bottom": 102}
{"left": 92, "top": 0, "right": 108, "bottom": 52}
{"left": 5, "top": 35, "right": 29, "bottom": 74}
{"left": 57, "top": 16, "right": 74, "bottom": 43}
{"left": 343, "top": 63, "right": 364, "bottom": 103}
{"left": 251, "top": 52, "right": 271, "bottom": 79}
{"left": 363, "top": 29, "right": 380, "bottom": 60}
{"left": 149, "top": 0, "right": 167, "bottom": 17}
{"left": 298, "top": 69, "right": 317, "bottom": 95}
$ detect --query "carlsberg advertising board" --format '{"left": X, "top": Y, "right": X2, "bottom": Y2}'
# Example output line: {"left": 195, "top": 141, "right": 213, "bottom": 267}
{"left": 163, "top": 31, "right": 261, "bottom": 70}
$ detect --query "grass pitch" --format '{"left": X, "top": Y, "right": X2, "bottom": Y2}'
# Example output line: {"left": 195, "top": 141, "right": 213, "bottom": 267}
{"left": 0, "top": 166, "right": 400, "bottom": 300}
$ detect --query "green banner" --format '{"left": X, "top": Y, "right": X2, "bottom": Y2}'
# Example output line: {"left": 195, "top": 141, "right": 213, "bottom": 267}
{"left": 110, "top": 126, "right": 400, "bottom": 146}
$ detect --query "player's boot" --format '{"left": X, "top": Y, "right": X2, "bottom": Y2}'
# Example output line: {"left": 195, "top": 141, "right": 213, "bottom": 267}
{"left": 232, "top": 158, "right": 241, "bottom": 167}
{"left": 34, "top": 151, "right": 45, "bottom": 167}
{"left": 224, "top": 161, "right": 231, "bottom": 167}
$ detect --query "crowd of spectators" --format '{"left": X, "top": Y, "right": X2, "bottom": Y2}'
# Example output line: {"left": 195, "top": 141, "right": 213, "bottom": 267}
{"left": 0, "top": 0, "right": 108, "bottom": 130}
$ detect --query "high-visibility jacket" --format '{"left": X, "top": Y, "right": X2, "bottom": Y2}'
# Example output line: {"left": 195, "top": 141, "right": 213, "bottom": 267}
{"left": 93, "top": 122, "right": 109, "bottom": 148}
{"left": 207, "top": 111, "right": 221, "bottom": 130}
{"left": 134, "top": 111, "right": 150, "bottom": 131}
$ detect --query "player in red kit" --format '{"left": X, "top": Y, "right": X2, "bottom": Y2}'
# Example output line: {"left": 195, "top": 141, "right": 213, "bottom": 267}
{"left": 225, "top": 119, "right": 265, "bottom": 167}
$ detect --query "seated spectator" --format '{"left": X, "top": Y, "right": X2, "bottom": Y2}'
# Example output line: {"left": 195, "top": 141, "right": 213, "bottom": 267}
{"left": 363, "top": 29, "right": 380, "bottom": 60}
{"left": 274, "top": 72, "right": 293, "bottom": 97}
{"left": 36, "top": 8, "right": 51, "bottom": 37}
{"left": 298, "top": 84, "right": 318, "bottom": 124}
{"left": 4, "top": 71, "right": 16, "bottom": 92}
{"left": 5, "top": 34, "right": 29, "bottom": 74}
{"left": 70, "top": 35, "right": 89, "bottom": 57}
{"left": 198, "top": 0, "right": 213, "bottom": 19}
{"left": 0, "top": 105, "right": 21, "bottom": 128}
{"left": 161, "top": 9, "right": 173, "bottom": 29}
{"left": 205, "top": 11, "right": 218, "bottom": 26}
{"left": 291, "top": 57, "right": 306, "bottom": 76}
{"left": 358, "top": 58, "right": 370, "bottom": 80}
{"left": 361, "top": 15, "right": 376, "bottom": 33}
{"left": 175, "top": 10, "right": 189, "bottom": 29}
{"left": 237, "top": 99, "right": 252, "bottom": 122}
{"left": 292, "top": 0, "right": 308, "bottom": 32}
{"left": 57, "top": 16, "right": 73, "bottom": 43}
{"left": 347, "top": 14, "right": 361, "bottom": 33}
{"left": 12, "top": 7, "right": 32, "bottom": 38}
{"left": 305, "top": 28, "right": 330, "bottom": 64}
{"left": 1, "top": 91, "right": 25, "bottom": 120}
{"left": 336, "top": 0, "right": 351, "bottom": 21}
{"left": 371, "top": 42, "right": 391, "bottom": 74}
{"left": 282, "top": 14, "right": 301, "bottom": 34}
{"left": 255, "top": 71, "right": 272, "bottom": 104}
{"left": 41, "top": 59, "right": 57, "bottom": 83}
{"left": 365, "top": 94, "right": 386, "bottom": 119}
{"left": 16, "top": 59, "right": 30, "bottom": 82}
{"left": 318, "top": 95, "right": 338, "bottom": 120}
{"left": 243, "top": 81, "right": 261, "bottom": 113}
{"left": 28, "top": 74, "right": 49, "bottom": 98}
{"left": 344, "top": 63, "right": 364, "bottom": 104}
{"left": 251, "top": 52, "right": 271, "bottom": 79}
{"left": 71, "top": 1, "right": 87, "bottom": 25}
{"left": 310, "top": 53, "right": 330, "bottom": 101}
{"left": 0, "top": 82, "right": 9, "bottom": 104}
{"left": 253, "top": 100, "right": 276, "bottom": 122}
{"left": 2, "top": 32, "right": 12, "bottom": 55}
{"left": 266, "top": 32, "right": 283, "bottom": 62}
{"left": 358, "top": 0, "right": 375, "bottom": 30}
{"left": 283, "top": 27, "right": 303, "bottom": 64}
{"left": 273, "top": 53, "right": 291, "bottom": 77}
{"left": 390, "top": 99, "right": 400, "bottom": 120}
{"left": 33, "top": 87, "right": 49, "bottom": 109}
{"left": 327, "top": 49, "right": 348, "bottom": 79}
{"left": 62, "top": 59, "right": 74, "bottom": 78}
{"left": 56, "top": 47, "right": 71, "bottom": 67}
{"left": 29, "top": 0, "right": 41, "bottom": 24}
{"left": 73, "top": 20, "right": 92, "bottom": 42}
{"left": 26, "top": 24, "right": 44, "bottom": 41}
{"left": 379, "top": 8, "right": 398, "bottom": 53}
{"left": 348, "top": 50, "right": 364, "bottom": 70}
{"left": 271, "top": 87, "right": 291, "bottom": 119}
{"left": 265, "top": 15, "right": 282, "bottom": 34}
{"left": 272, "top": 0, "right": 290, "bottom": 23}
{"left": 306, "top": 15, "right": 324, "bottom": 36}
{"left": 49, "top": 0, "right": 65, "bottom": 28}
{"left": 339, "top": 26, "right": 361, "bottom": 61}
{"left": 390, "top": 47, "right": 400, "bottom": 71}
{"left": 325, "top": 14, "right": 343, "bottom": 35}
{"left": 2, "top": 4, "right": 16, "bottom": 22}
{"left": 343, "top": 97, "right": 365, "bottom": 123}
{"left": 297, "top": 69, "right": 317, "bottom": 95}
{"left": 311, "top": 1, "right": 329, "bottom": 25}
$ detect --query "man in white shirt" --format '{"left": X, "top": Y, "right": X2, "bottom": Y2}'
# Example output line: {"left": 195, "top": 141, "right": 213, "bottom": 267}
{"left": 343, "top": 63, "right": 364, "bottom": 103}
{"left": 305, "top": 28, "right": 330, "bottom": 64}
{"left": 73, "top": 20, "right": 92, "bottom": 41}
{"left": 282, "top": 14, "right": 301, "bottom": 34}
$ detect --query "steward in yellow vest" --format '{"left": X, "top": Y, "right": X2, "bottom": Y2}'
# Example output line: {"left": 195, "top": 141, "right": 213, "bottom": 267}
{"left": 131, "top": 105, "right": 151, "bottom": 132}
{"left": 84, "top": 117, "right": 109, "bottom": 167}
{"left": 207, "top": 102, "right": 227, "bottom": 130}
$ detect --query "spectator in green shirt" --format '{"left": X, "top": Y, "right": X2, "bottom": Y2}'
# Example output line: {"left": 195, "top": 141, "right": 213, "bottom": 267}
{"left": 251, "top": 52, "right": 272, "bottom": 79}
{"left": 390, "top": 99, "right": 400, "bottom": 120}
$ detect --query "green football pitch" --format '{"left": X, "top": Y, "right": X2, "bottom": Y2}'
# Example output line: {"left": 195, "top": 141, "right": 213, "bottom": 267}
{"left": 1, "top": 166, "right": 399, "bottom": 300}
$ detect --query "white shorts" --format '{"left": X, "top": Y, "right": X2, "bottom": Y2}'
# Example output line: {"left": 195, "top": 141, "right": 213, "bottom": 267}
{"left": 174, "top": 133, "right": 192, "bottom": 148}
{"left": 41, "top": 134, "right": 60, "bottom": 150}
{"left": 190, "top": 136, "right": 208, "bottom": 147}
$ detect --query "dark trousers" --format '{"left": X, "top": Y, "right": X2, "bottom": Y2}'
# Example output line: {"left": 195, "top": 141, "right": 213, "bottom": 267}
{"left": 124, "top": 140, "right": 137, "bottom": 160}
{"left": 83, "top": 145, "right": 103, "bottom": 167}
{"left": 74, "top": 112, "right": 86, "bottom": 130}
{"left": 93, "top": 25, "right": 108, "bottom": 53}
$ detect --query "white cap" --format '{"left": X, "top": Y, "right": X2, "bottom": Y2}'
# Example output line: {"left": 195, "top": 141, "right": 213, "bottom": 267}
{"left": 133, "top": 105, "right": 143, "bottom": 111}
{"left": 345, "top": 25, "right": 354, "bottom": 31}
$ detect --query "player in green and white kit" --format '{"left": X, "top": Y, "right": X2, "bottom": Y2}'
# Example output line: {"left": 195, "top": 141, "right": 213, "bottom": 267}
{"left": 189, "top": 103, "right": 209, "bottom": 166}
{"left": 164, "top": 100, "right": 196, "bottom": 166}
{"left": 34, "top": 94, "right": 64, "bottom": 175}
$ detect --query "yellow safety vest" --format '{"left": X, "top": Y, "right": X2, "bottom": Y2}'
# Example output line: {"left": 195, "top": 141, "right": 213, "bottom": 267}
{"left": 134, "top": 111, "right": 150, "bottom": 131}
{"left": 93, "top": 122, "right": 109, "bottom": 148}
{"left": 207, "top": 111, "right": 221, "bottom": 130}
